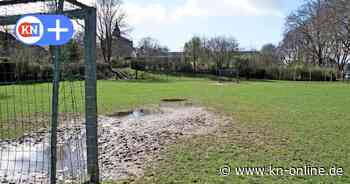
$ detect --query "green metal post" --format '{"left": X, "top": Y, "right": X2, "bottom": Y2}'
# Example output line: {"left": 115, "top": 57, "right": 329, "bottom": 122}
{"left": 50, "top": 2, "right": 64, "bottom": 184}
{"left": 50, "top": 46, "right": 60, "bottom": 184}
{"left": 84, "top": 7, "right": 99, "bottom": 183}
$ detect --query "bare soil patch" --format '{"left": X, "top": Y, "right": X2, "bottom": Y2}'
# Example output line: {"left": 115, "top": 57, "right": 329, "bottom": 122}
{"left": 98, "top": 106, "right": 225, "bottom": 181}
{"left": 0, "top": 105, "right": 227, "bottom": 183}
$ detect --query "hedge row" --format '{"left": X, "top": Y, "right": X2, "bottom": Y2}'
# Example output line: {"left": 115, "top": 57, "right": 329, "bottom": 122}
{"left": 238, "top": 65, "right": 337, "bottom": 81}
{"left": 0, "top": 62, "right": 112, "bottom": 83}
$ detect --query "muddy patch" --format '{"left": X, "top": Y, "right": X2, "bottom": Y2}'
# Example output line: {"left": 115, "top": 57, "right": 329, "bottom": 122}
{"left": 0, "top": 106, "right": 224, "bottom": 183}
{"left": 98, "top": 106, "right": 222, "bottom": 181}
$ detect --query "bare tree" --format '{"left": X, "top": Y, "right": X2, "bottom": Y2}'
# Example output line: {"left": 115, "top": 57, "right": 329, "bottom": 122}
{"left": 260, "top": 43, "right": 280, "bottom": 66}
{"left": 207, "top": 36, "right": 239, "bottom": 73}
{"left": 285, "top": 0, "right": 333, "bottom": 66}
{"left": 96, "top": 0, "right": 130, "bottom": 70}
{"left": 184, "top": 36, "right": 201, "bottom": 72}
{"left": 200, "top": 36, "right": 211, "bottom": 65}
{"left": 326, "top": 0, "right": 350, "bottom": 78}
{"left": 137, "top": 37, "right": 169, "bottom": 57}
{"left": 280, "top": 0, "right": 350, "bottom": 79}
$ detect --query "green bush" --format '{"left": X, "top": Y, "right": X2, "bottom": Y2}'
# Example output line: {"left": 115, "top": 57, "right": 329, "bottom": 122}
{"left": 234, "top": 61, "right": 337, "bottom": 81}
{"left": 0, "top": 61, "right": 113, "bottom": 82}
{"left": 264, "top": 65, "right": 337, "bottom": 81}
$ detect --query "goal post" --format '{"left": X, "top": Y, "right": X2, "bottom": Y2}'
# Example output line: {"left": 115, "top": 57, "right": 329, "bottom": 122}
{"left": 0, "top": 0, "right": 99, "bottom": 183}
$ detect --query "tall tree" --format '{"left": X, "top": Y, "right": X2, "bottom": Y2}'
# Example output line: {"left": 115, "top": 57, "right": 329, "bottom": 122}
{"left": 207, "top": 36, "right": 239, "bottom": 72}
{"left": 184, "top": 36, "right": 202, "bottom": 72}
{"left": 278, "top": 28, "right": 307, "bottom": 65}
{"left": 285, "top": 0, "right": 333, "bottom": 66}
{"left": 97, "top": 0, "right": 130, "bottom": 70}
{"left": 260, "top": 43, "right": 280, "bottom": 66}
{"left": 64, "top": 40, "right": 81, "bottom": 63}
{"left": 326, "top": 0, "right": 350, "bottom": 77}
{"left": 137, "top": 37, "right": 169, "bottom": 57}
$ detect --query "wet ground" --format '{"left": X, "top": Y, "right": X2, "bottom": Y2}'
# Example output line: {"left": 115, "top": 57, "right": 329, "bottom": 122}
{"left": 0, "top": 122, "right": 87, "bottom": 183}
{"left": 0, "top": 104, "right": 224, "bottom": 183}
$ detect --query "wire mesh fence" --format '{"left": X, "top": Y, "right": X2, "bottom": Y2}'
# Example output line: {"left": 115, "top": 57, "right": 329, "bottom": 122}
{"left": 0, "top": 1, "right": 98, "bottom": 183}
{"left": 0, "top": 57, "right": 88, "bottom": 183}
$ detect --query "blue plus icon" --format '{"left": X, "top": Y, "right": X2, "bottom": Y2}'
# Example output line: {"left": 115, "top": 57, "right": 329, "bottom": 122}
{"left": 48, "top": 19, "right": 69, "bottom": 41}
{"left": 15, "top": 15, "right": 74, "bottom": 46}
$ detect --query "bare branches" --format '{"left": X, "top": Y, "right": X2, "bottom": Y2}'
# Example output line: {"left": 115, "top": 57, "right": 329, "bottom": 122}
{"left": 207, "top": 36, "right": 239, "bottom": 70}
{"left": 137, "top": 37, "right": 169, "bottom": 57}
{"left": 280, "top": 0, "right": 350, "bottom": 76}
{"left": 96, "top": 0, "right": 130, "bottom": 66}
{"left": 182, "top": 36, "right": 239, "bottom": 73}
{"left": 184, "top": 36, "right": 202, "bottom": 72}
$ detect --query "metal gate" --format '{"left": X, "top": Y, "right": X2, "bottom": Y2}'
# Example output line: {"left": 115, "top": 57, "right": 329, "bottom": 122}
{"left": 0, "top": 1, "right": 99, "bottom": 183}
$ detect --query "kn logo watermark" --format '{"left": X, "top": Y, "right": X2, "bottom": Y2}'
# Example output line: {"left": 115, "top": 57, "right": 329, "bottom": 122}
{"left": 15, "top": 16, "right": 44, "bottom": 44}
{"left": 15, "top": 15, "right": 74, "bottom": 46}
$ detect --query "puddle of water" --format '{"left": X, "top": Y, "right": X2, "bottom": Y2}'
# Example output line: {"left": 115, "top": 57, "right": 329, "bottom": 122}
{"left": 131, "top": 109, "right": 145, "bottom": 118}
{"left": 0, "top": 143, "right": 50, "bottom": 175}
{"left": 109, "top": 109, "right": 146, "bottom": 119}
{"left": 0, "top": 137, "right": 87, "bottom": 181}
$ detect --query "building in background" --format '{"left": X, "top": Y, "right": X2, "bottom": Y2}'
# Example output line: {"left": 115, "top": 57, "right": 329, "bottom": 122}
{"left": 111, "top": 23, "right": 135, "bottom": 60}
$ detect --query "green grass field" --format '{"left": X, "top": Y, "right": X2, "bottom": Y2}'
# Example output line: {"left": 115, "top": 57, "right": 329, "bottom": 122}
{"left": 97, "top": 78, "right": 350, "bottom": 184}
{"left": 1, "top": 76, "right": 350, "bottom": 183}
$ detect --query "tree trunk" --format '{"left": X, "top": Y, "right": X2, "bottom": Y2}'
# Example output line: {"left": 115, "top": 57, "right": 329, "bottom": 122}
{"left": 278, "top": 67, "right": 281, "bottom": 80}
{"left": 309, "top": 69, "right": 312, "bottom": 81}
{"left": 330, "top": 71, "right": 332, "bottom": 81}
{"left": 193, "top": 60, "right": 197, "bottom": 73}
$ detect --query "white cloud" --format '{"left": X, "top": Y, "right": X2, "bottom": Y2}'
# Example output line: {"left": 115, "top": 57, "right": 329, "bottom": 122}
{"left": 125, "top": 0, "right": 283, "bottom": 25}
{"left": 124, "top": 3, "right": 168, "bottom": 25}
{"left": 171, "top": 0, "right": 207, "bottom": 20}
